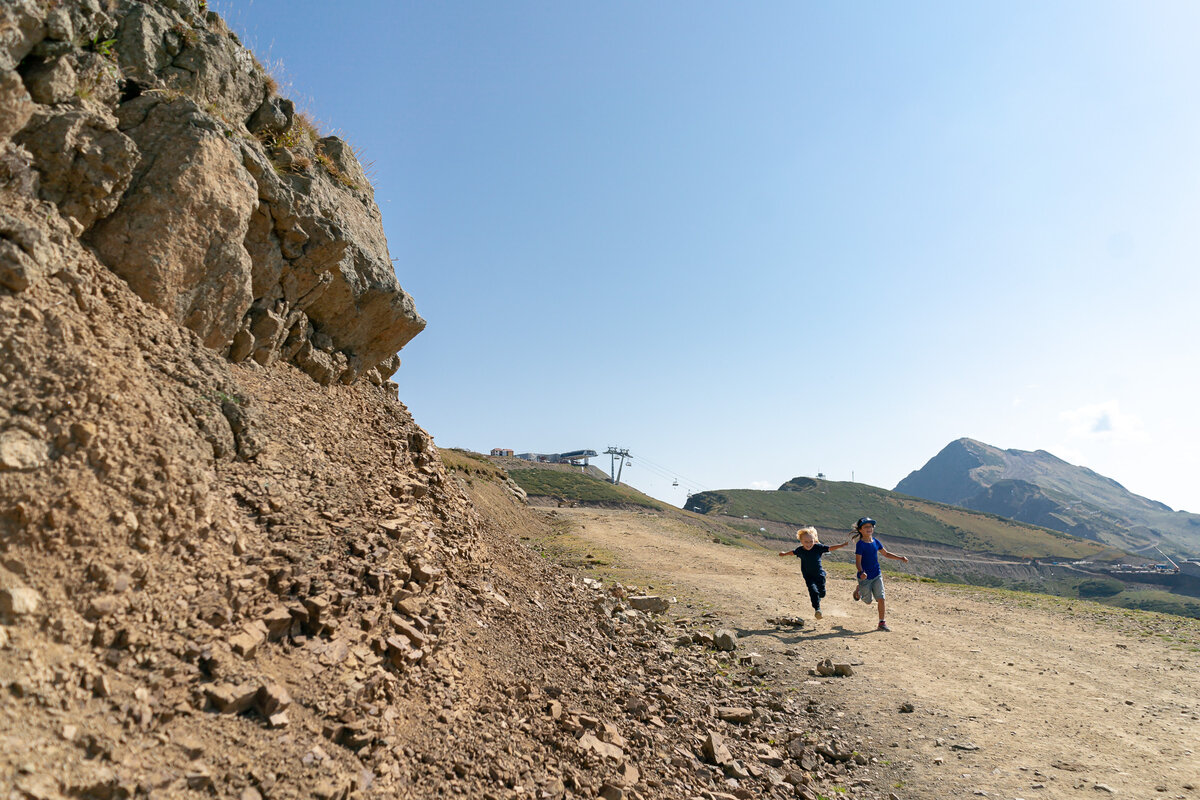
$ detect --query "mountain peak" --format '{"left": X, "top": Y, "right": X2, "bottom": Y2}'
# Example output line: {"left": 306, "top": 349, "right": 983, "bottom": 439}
{"left": 896, "top": 439, "right": 1196, "bottom": 554}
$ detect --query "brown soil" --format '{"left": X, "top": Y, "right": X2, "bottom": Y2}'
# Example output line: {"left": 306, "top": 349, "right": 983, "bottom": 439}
{"left": 543, "top": 506, "right": 1200, "bottom": 799}
{"left": 0, "top": 248, "right": 900, "bottom": 800}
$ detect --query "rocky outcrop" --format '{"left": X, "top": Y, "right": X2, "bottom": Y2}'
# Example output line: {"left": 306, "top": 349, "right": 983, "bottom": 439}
{"left": 1, "top": 0, "right": 424, "bottom": 385}
{"left": 88, "top": 96, "right": 258, "bottom": 349}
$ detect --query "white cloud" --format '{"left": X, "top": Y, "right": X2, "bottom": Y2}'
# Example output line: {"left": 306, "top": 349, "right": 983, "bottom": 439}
{"left": 1060, "top": 401, "right": 1146, "bottom": 443}
{"left": 749, "top": 480, "right": 774, "bottom": 490}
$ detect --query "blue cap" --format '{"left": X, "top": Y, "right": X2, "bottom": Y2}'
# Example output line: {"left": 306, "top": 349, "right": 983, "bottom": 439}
{"left": 856, "top": 517, "right": 876, "bottom": 529}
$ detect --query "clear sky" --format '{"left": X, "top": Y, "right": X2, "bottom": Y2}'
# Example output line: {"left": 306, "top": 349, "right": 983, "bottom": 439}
{"left": 215, "top": 1, "right": 1200, "bottom": 515}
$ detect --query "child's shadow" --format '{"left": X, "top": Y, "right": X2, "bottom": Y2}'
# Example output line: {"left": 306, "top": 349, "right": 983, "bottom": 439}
{"left": 738, "top": 624, "right": 867, "bottom": 645}
{"left": 803, "top": 624, "right": 870, "bottom": 641}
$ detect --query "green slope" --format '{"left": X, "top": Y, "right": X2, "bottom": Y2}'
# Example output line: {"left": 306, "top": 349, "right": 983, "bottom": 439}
{"left": 507, "top": 468, "right": 664, "bottom": 508}
{"left": 688, "top": 477, "right": 1127, "bottom": 561}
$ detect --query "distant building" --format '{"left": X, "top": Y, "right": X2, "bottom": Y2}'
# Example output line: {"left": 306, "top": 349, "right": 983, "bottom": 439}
{"left": 515, "top": 449, "right": 598, "bottom": 466}
{"left": 490, "top": 448, "right": 514, "bottom": 457}
{"left": 558, "top": 449, "right": 598, "bottom": 465}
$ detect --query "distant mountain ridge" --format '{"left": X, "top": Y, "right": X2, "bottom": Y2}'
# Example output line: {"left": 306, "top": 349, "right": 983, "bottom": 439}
{"left": 686, "top": 477, "right": 1124, "bottom": 562}
{"left": 895, "top": 438, "right": 1200, "bottom": 555}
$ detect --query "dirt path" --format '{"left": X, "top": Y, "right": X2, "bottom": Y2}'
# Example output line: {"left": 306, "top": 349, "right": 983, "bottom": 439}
{"left": 547, "top": 507, "right": 1200, "bottom": 799}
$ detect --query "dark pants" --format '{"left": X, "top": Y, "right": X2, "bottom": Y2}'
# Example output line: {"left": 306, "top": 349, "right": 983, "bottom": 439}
{"left": 803, "top": 570, "right": 826, "bottom": 610}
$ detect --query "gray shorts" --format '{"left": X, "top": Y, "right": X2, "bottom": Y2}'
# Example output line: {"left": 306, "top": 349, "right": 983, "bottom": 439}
{"left": 857, "top": 575, "right": 885, "bottom": 604}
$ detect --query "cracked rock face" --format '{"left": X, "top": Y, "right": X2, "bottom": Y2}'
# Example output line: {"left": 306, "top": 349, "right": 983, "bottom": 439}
{"left": 88, "top": 96, "right": 257, "bottom": 349}
{"left": 16, "top": 107, "right": 138, "bottom": 235}
{"left": 2, "top": 0, "right": 424, "bottom": 383}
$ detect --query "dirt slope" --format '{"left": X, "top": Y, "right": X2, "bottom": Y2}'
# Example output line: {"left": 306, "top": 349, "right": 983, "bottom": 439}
{"left": 542, "top": 506, "right": 1200, "bottom": 800}
{"left": 0, "top": 246, "right": 900, "bottom": 800}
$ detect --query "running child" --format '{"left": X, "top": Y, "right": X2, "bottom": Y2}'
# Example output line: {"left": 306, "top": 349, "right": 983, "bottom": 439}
{"left": 851, "top": 517, "right": 908, "bottom": 632}
{"left": 778, "top": 526, "right": 850, "bottom": 619}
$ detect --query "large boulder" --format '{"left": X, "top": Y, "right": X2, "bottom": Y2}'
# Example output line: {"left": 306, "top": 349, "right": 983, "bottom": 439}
{"left": 0, "top": 1, "right": 45, "bottom": 72}
{"left": 114, "top": 1, "right": 268, "bottom": 123}
{"left": 237, "top": 135, "right": 425, "bottom": 381}
{"left": 15, "top": 108, "right": 138, "bottom": 234}
{"left": 0, "top": 69, "right": 35, "bottom": 139}
{"left": 87, "top": 96, "right": 257, "bottom": 349}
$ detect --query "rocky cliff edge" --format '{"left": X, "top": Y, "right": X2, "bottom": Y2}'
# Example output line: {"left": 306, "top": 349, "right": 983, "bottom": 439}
{"left": 2, "top": 0, "right": 423, "bottom": 387}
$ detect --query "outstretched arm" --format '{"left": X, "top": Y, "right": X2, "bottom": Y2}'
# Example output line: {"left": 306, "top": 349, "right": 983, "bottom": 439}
{"left": 778, "top": 551, "right": 793, "bottom": 557}
{"left": 826, "top": 541, "right": 850, "bottom": 551}
{"left": 880, "top": 546, "right": 909, "bottom": 563}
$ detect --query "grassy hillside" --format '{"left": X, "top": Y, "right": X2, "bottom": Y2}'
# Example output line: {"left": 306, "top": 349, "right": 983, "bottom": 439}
{"left": 507, "top": 468, "right": 664, "bottom": 509}
{"left": 440, "top": 447, "right": 510, "bottom": 481}
{"left": 440, "top": 448, "right": 664, "bottom": 508}
{"left": 689, "top": 477, "right": 1126, "bottom": 561}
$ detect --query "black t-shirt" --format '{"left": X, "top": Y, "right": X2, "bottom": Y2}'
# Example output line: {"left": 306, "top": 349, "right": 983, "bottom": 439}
{"left": 792, "top": 543, "right": 831, "bottom": 576}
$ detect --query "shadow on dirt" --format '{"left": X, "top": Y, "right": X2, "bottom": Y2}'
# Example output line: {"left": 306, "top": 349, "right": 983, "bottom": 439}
{"left": 738, "top": 624, "right": 871, "bottom": 644}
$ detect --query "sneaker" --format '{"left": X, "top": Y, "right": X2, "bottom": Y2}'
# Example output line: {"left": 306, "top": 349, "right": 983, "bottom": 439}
{"left": 814, "top": 610, "right": 823, "bottom": 620}
{"left": 877, "top": 621, "right": 891, "bottom": 632}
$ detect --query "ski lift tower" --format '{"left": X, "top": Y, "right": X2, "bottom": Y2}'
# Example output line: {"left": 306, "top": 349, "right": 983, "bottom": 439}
{"left": 604, "top": 447, "right": 630, "bottom": 485}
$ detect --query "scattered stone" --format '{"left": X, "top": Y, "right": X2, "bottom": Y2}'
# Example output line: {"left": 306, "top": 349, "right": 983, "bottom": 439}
{"left": 0, "top": 586, "right": 40, "bottom": 617}
{"left": 185, "top": 764, "right": 214, "bottom": 791}
{"left": 900, "top": 702, "right": 915, "bottom": 713}
{"left": 175, "top": 736, "right": 205, "bottom": 759}
{"left": 261, "top": 607, "right": 293, "bottom": 640}
{"left": 392, "top": 616, "right": 427, "bottom": 647}
{"left": 628, "top": 595, "right": 669, "bottom": 613}
{"left": 598, "top": 784, "right": 624, "bottom": 800}
{"left": 229, "top": 621, "right": 267, "bottom": 659}
{"left": 703, "top": 731, "right": 733, "bottom": 765}
{"left": 713, "top": 629, "right": 738, "bottom": 652}
{"left": 84, "top": 595, "right": 120, "bottom": 619}
{"left": 0, "top": 429, "right": 49, "bottom": 472}
{"left": 755, "top": 744, "right": 784, "bottom": 767}
{"left": 206, "top": 683, "right": 258, "bottom": 715}
{"left": 814, "top": 657, "right": 854, "bottom": 677}
{"left": 816, "top": 744, "right": 852, "bottom": 763}
{"left": 14, "top": 774, "right": 59, "bottom": 799}
{"left": 256, "top": 683, "right": 291, "bottom": 716}
{"left": 578, "top": 732, "right": 624, "bottom": 761}
{"left": 411, "top": 560, "right": 441, "bottom": 584}
{"left": 716, "top": 706, "right": 754, "bottom": 724}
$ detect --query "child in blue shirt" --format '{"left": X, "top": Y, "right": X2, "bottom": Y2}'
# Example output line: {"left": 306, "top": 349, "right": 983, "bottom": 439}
{"left": 851, "top": 517, "right": 908, "bottom": 632}
{"left": 778, "top": 526, "right": 850, "bottom": 619}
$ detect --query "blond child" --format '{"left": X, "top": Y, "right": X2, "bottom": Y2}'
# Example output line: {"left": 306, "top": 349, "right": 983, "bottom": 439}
{"left": 778, "top": 526, "right": 850, "bottom": 619}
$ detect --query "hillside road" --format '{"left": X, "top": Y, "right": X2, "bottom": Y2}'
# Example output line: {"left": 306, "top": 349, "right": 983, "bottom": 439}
{"left": 547, "top": 507, "right": 1200, "bottom": 800}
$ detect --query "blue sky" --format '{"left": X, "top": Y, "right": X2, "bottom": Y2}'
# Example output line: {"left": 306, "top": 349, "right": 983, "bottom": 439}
{"left": 215, "top": 1, "right": 1200, "bottom": 516}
